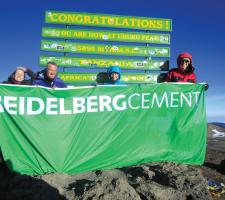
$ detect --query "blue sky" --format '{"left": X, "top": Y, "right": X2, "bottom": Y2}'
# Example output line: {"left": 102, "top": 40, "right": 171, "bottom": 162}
{"left": 0, "top": 0, "right": 224, "bottom": 122}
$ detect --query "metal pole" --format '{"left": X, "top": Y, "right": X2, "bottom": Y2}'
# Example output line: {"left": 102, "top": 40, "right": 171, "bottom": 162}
{"left": 63, "top": 25, "right": 69, "bottom": 72}
{"left": 145, "top": 30, "right": 151, "bottom": 74}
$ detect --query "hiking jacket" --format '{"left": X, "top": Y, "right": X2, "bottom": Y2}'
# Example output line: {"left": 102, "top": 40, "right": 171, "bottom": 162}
{"left": 105, "top": 66, "right": 123, "bottom": 85}
{"left": 33, "top": 70, "right": 66, "bottom": 88}
{"left": 166, "top": 67, "right": 196, "bottom": 83}
{"left": 166, "top": 52, "right": 197, "bottom": 83}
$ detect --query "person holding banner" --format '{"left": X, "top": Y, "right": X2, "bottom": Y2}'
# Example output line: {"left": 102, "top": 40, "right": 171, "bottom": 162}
{"left": 33, "top": 62, "right": 66, "bottom": 88}
{"left": 2, "top": 67, "right": 36, "bottom": 85}
{"left": 166, "top": 52, "right": 196, "bottom": 83}
{"left": 105, "top": 66, "right": 123, "bottom": 85}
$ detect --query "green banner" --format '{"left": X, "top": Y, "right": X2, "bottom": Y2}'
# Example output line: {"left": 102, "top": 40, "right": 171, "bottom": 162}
{"left": 0, "top": 84, "right": 206, "bottom": 174}
{"left": 39, "top": 56, "right": 169, "bottom": 70}
{"left": 42, "top": 27, "right": 170, "bottom": 44}
{"left": 41, "top": 40, "right": 170, "bottom": 57}
{"left": 58, "top": 72, "right": 159, "bottom": 84}
{"left": 45, "top": 11, "right": 172, "bottom": 31}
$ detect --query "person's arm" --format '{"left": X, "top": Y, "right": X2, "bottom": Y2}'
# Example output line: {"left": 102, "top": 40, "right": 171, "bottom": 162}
{"left": 17, "top": 67, "right": 37, "bottom": 79}
{"left": 193, "top": 73, "right": 197, "bottom": 83}
{"left": 53, "top": 78, "right": 67, "bottom": 88}
{"left": 26, "top": 68, "right": 37, "bottom": 79}
{"left": 61, "top": 81, "right": 67, "bottom": 88}
{"left": 59, "top": 77, "right": 67, "bottom": 88}
{"left": 32, "top": 79, "right": 37, "bottom": 85}
{"left": 2, "top": 80, "right": 9, "bottom": 84}
{"left": 166, "top": 70, "right": 173, "bottom": 82}
{"left": 187, "top": 73, "right": 196, "bottom": 83}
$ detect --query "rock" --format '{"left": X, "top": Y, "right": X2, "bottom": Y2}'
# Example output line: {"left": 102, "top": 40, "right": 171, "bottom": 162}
{"left": 0, "top": 162, "right": 212, "bottom": 200}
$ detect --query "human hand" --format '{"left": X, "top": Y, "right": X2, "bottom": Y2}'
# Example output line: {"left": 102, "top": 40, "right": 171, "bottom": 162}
{"left": 204, "top": 83, "right": 209, "bottom": 91}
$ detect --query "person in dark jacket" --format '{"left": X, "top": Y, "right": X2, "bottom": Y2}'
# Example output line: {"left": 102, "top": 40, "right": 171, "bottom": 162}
{"left": 105, "top": 66, "right": 123, "bottom": 85}
{"left": 33, "top": 62, "right": 66, "bottom": 88}
{"left": 166, "top": 52, "right": 196, "bottom": 83}
{"left": 2, "top": 67, "right": 36, "bottom": 85}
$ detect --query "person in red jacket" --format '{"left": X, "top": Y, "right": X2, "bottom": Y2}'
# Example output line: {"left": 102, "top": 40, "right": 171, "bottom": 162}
{"left": 166, "top": 52, "right": 196, "bottom": 83}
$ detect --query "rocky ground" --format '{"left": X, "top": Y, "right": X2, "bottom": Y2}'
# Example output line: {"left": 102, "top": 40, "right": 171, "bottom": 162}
{"left": 0, "top": 123, "right": 224, "bottom": 200}
{"left": 198, "top": 123, "right": 225, "bottom": 200}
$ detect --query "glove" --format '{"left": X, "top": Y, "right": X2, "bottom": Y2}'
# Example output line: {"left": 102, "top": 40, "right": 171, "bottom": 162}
{"left": 204, "top": 83, "right": 209, "bottom": 91}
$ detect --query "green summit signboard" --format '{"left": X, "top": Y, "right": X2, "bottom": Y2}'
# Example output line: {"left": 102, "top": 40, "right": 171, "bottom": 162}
{"left": 45, "top": 11, "right": 172, "bottom": 31}
{"left": 57, "top": 72, "right": 159, "bottom": 84}
{"left": 41, "top": 40, "right": 170, "bottom": 57}
{"left": 39, "top": 56, "right": 169, "bottom": 71}
{"left": 42, "top": 27, "right": 170, "bottom": 44}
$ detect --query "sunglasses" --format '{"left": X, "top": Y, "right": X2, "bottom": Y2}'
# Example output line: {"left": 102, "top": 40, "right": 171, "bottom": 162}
{"left": 180, "top": 59, "right": 190, "bottom": 64}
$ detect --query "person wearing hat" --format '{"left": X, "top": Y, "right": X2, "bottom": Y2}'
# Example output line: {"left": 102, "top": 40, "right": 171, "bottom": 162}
{"left": 166, "top": 52, "right": 196, "bottom": 83}
{"left": 2, "top": 67, "right": 36, "bottom": 85}
{"left": 105, "top": 66, "right": 123, "bottom": 85}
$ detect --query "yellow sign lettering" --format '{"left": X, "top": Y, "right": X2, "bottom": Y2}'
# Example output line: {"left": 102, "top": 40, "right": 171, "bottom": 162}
{"left": 84, "top": 16, "right": 91, "bottom": 24}
{"left": 75, "top": 15, "right": 83, "bottom": 23}
{"left": 92, "top": 16, "right": 99, "bottom": 25}
{"left": 67, "top": 14, "right": 76, "bottom": 23}
{"left": 50, "top": 13, "right": 58, "bottom": 22}
{"left": 149, "top": 20, "right": 157, "bottom": 29}
{"left": 141, "top": 20, "right": 149, "bottom": 28}
{"left": 59, "top": 14, "right": 67, "bottom": 22}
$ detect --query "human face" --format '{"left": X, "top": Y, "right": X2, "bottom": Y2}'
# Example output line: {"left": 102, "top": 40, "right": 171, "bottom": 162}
{"left": 110, "top": 72, "right": 119, "bottom": 81}
{"left": 14, "top": 69, "right": 25, "bottom": 82}
{"left": 179, "top": 58, "right": 190, "bottom": 70}
{"left": 46, "top": 64, "right": 57, "bottom": 79}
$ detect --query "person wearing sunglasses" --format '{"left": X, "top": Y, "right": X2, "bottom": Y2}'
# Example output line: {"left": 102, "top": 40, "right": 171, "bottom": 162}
{"left": 166, "top": 52, "right": 196, "bottom": 83}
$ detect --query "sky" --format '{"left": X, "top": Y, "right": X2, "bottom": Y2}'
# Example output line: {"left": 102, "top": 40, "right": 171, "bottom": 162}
{"left": 0, "top": 0, "right": 224, "bottom": 122}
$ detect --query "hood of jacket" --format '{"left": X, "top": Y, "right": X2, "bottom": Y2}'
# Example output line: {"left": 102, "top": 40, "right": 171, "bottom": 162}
{"left": 107, "top": 66, "right": 121, "bottom": 84}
